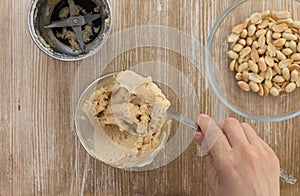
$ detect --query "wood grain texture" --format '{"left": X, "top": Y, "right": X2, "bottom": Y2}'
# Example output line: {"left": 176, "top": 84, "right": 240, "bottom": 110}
{"left": 0, "top": 0, "right": 299, "bottom": 195}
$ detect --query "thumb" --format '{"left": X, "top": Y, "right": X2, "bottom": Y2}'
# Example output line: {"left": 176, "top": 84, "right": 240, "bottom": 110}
{"left": 197, "top": 114, "right": 223, "bottom": 156}
{"left": 198, "top": 114, "right": 213, "bottom": 135}
{"left": 198, "top": 115, "right": 218, "bottom": 195}
{"left": 193, "top": 114, "right": 211, "bottom": 146}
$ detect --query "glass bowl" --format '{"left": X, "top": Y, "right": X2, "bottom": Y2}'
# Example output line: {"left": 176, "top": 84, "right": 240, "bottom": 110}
{"left": 74, "top": 66, "right": 202, "bottom": 171}
{"left": 206, "top": 0, "right": 300, "bottom": 122}
{"left": 75, "top": 72, "right": 172, "bottom": 169}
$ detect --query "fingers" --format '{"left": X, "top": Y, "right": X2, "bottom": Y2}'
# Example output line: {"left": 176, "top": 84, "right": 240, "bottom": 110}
{"left": 196, "top": 115, "right": 269, "bottom": 155}
{"left": 222, "top": 118, "right": 249, "bottom": 147}
{"left": 257, "top": 137, "right": 280, "bottom": 174}
{"left": 197, "top": 114, "right": 231, "bottom": 155}
{"left": 241, "top": 123, "right": 275, "bottom": 154}
{"left": 258, "top": 137, "right": 278, "bottom": 157}
{"left": 240, "top": 123, "right": 260, "bottom": 146}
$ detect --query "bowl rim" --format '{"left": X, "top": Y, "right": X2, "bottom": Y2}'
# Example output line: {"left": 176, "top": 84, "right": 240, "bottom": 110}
{"left": 74, "top": 72, "right": 116, "bottom": 161}
{"left": 205, "top": 0, "right": 300, "bottom": 122}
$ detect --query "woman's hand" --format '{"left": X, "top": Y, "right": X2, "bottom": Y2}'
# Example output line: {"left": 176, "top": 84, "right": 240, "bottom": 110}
{"left": 194, "top": 115, "right": 280, "bottom": 196}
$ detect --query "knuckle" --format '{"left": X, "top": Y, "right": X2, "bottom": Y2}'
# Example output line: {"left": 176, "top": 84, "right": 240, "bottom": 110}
{"left": 243, "top": 148, "right": 261, "bottom": 169}
{"left": 242, "top": 145, "right": 257, "bottom": 158}
{"left": 270, "top": 153, "right": 280, "bottom": 168}
{"left": 224, "top": 117, "right": 240, "bottom": 126}
{"left": 218, "top": 156, "right": 235, "bottom": 170}
{"left": 240, "top": 122, "right": 252, "bottom": 129}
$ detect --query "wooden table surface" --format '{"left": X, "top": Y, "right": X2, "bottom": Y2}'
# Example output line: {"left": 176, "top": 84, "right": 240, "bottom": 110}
{"left": 1, "top": 0, "right": 299, "bottom": 195}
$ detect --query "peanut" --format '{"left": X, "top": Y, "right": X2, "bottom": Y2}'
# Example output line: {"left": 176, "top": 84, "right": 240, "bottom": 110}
{"left": 228, "top": 10, "right": 300, "bottom": 96}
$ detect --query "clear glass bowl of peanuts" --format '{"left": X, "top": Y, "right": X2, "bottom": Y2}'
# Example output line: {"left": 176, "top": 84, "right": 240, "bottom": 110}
{"left": 206, "top": 0, "right": 300, "bottom": 121}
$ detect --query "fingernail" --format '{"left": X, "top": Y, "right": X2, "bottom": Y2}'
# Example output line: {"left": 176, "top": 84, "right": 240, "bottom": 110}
{"left": 194, "top": 132, "right": 204, "bottom": 145}
{"left": 199, "top": 114, "right": 209, "bottom": 118}
{"left": 194, "top": 131, "right": 202, "bottom": 137}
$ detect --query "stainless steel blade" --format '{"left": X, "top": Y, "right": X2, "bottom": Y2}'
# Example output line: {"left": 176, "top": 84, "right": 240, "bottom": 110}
{"left": 167, "top": 107, "right": 200, "bottom": 131}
